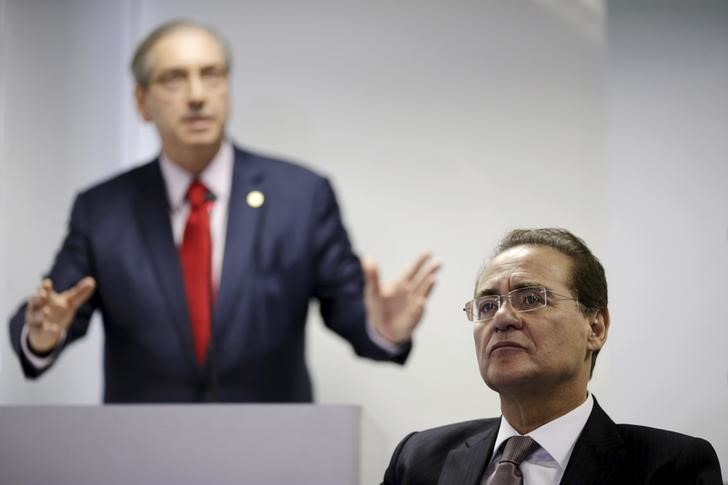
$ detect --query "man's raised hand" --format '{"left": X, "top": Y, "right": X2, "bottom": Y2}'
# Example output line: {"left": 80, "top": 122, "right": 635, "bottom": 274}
{"left": 25, "top": 277, "right": 96, "bottom": 354}
{"left": 363, "top": 252, "right": 441, "bottom": 345}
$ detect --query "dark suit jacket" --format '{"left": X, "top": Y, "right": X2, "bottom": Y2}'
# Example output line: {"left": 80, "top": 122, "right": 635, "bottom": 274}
{"left": 382, "top": 399, "right": 723, "bottom": 484}
{"left": 9, "top": 146, "right": 408, "bottom": 402}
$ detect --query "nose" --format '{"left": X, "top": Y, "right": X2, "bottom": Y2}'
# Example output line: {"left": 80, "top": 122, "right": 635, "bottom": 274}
{"left": 492, "top": 298, "right": 523, "bottom": 332}
{"left": 187, "top": 74, "right": 206, "bottom": 106}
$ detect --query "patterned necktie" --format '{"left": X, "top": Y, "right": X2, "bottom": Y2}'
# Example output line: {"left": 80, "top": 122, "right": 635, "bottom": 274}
{"left": 180, "top": 180, "right": 214, "bottom": 366}
{"left": 490, "top": 436, "right": 540, "bottom": 485}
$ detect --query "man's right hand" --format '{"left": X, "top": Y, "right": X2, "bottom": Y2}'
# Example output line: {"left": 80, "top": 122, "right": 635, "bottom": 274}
{"left": 25, "top": 277, "right": 96, "bottom": 354}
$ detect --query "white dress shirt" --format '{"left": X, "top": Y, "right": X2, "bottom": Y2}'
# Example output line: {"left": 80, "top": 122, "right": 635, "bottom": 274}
{"left": 482, "top": 393, "right": 594, "bottom": 485}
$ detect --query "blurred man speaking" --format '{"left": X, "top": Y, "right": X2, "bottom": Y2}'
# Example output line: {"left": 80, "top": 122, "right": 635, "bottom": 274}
{"left": 383, "top": 228, "right": 721, "bottom": 484}
{"left": 9, "top": 20, "right": 439, "bottom": 402}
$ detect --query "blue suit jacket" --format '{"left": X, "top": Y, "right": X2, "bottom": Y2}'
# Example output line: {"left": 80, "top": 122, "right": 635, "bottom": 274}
{"left": 382, "top": 398, "right": 723, "bottom": 484}
{"left": 9, "top": 146, "right": 409, "bottom": 402}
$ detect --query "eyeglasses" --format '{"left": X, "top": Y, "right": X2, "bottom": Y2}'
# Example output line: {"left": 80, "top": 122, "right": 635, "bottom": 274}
{"left": 150, "top": 65, "right": 229, "bottom": 93}
{"left": 463, "top": 286, "right": 578, "bottom": 322}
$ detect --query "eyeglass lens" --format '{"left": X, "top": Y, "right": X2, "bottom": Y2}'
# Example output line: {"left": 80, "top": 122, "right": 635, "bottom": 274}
{"left": 468, "top": 287, "right": 548, "bottom": 321}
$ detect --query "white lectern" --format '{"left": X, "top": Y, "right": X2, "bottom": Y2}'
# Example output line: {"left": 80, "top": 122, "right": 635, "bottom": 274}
{"left": 0, "top": 404, "right": 360, "bottom": 485}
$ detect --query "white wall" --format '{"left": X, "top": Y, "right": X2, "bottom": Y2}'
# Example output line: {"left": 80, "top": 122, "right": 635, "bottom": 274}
{"left": 1, "top": 0, "right": 724, "bottom": 481}
{"left": 603, "top": 0, "right": 728, "bottom": 477}
{"left": 0, "top": 0, "right": 133, "bottom": 403}
{"left": 0, "top": 0, "right": 6, "bottom": 379}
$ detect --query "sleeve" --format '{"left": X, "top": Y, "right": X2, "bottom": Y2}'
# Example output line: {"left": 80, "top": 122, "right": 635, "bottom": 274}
{"left": 19, "top": 323, "right": 67, "bottom": 370}
{"left": 311, "top": 177, "right": 411, "bottom": 364}
{"left": 8, "top": 193, "right": 98, "bottom": 378}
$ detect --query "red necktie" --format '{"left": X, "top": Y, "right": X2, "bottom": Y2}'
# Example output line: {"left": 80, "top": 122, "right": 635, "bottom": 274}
{"left": 180, "top": 180, "right": 214, "bottom": 366}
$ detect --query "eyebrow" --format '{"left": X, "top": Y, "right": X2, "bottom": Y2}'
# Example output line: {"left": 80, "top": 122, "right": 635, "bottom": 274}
{"left": 156, "top": 63, "right": 226, "bottom": 75}
{"left": 475, "top": 281, "right": 544, "bottom": 298}
{"left": 158, "top": 67, "right": 188, "bottom": 75}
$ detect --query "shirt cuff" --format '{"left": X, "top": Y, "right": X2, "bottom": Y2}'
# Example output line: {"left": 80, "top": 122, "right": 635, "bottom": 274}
{"left": 365, "top": 319, "right": 406, "bottom": 355}
{"left": 20, "top": 324, "right": 64, "bottom": 370}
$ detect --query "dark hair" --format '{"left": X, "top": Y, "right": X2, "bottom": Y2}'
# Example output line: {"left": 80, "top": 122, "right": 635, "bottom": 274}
{"left": 130, "top": 19, "right": 232, "bottom": 87}
{"left": 491, "top": 228, "right": 608, "bottom": 376}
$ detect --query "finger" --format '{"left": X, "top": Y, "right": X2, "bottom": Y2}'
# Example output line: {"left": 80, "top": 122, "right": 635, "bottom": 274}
{"left": 414, "top": 274, "right": 438, "bottom": 299}
{"left": 38, "top": 280, "right": 53, "bottom": 303}
{"left": 361, "top": 257, "right": 381, "bottom": 299}
{"left": 38, "top": 279, "right": 54, "bottom": 301}
{"left": 27, "top": 293, "right": 46, "bottom": 313}
{"left": 26, "top": 281, "right": 51, "bottom": 320}
{"left": 401, "top": 251, "right": 433, "bottom": 282}
{"left": 414, "top": 260, "right": 442, "bottom": 297}
{"left": 61, "top": 276, "right": 97, "bottom": 309}
{"left": 30, "top": 278, "right": 53, "bottom": 305}
{"left": 26, "top": 306, "right": 52, "bottom": 335}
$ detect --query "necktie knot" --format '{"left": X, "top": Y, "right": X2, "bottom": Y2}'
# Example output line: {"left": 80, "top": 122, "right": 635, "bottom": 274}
{"left": 500, "top": 436, "right": 539, "bottom": 466}
{"left": 186, "top": 180, "right": 211, "bottom": 209}
{"left": 489, "top": 435, "right": 540, "bottom": 485}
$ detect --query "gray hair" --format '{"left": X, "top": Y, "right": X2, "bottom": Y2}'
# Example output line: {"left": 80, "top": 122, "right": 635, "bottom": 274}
{"left": 130, "top": 19, "right": 232, "bottom": 87}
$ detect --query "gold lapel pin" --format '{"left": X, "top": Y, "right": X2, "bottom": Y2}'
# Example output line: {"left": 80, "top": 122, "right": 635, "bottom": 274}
{"left": 246, "top": 190, "right": 265, "bottom": 208}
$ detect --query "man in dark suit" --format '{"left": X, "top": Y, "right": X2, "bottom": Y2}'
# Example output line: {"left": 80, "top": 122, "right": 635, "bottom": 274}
{"left": 8, "top": 20, "right": 440, "bottom": 403}
{"left": 383, "top": 228, "right": 722, "bottom": 484}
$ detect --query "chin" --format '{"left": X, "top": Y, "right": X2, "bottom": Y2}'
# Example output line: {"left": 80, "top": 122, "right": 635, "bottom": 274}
{"left": 182, "top": 135, "right": 223, "bottom": 149}
{"left": 483, "top": 366, "right": 539, "bottom": 392}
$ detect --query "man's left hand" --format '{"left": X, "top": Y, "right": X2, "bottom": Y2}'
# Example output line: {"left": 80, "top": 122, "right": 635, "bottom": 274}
{"left": 363, "top": 251, "right": 442, "bottom": 345}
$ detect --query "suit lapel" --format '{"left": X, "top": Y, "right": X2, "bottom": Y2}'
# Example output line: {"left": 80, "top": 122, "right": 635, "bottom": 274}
{"left": 133, "top": 160, "right": 197, "bottom": 372}
{"left": 438, "top": 423, "right": 499, "bottom": 485}
{"left": 213, "top": 148, "right": 265, "bottom": 339}
{"left": 560, "top": 398, "right": 626, "bottom": 485}
{"left": 435, "top": 398, "right": 627, "bottom": 485}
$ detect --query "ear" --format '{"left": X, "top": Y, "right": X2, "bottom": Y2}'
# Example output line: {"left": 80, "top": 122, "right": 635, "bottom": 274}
{"left": 587, "top": 307, "right": 609, "bottom": 352}
{"left": 135, "top": 85, "right": 152, "bottom": 121}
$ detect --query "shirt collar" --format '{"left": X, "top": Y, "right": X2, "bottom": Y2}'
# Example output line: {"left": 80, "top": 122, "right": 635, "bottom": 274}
{"left": 490, "top": 393, "right": 593, "bottom": 471}
{"left": 159, "top": 141, "right": 234, "bottom": 212}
